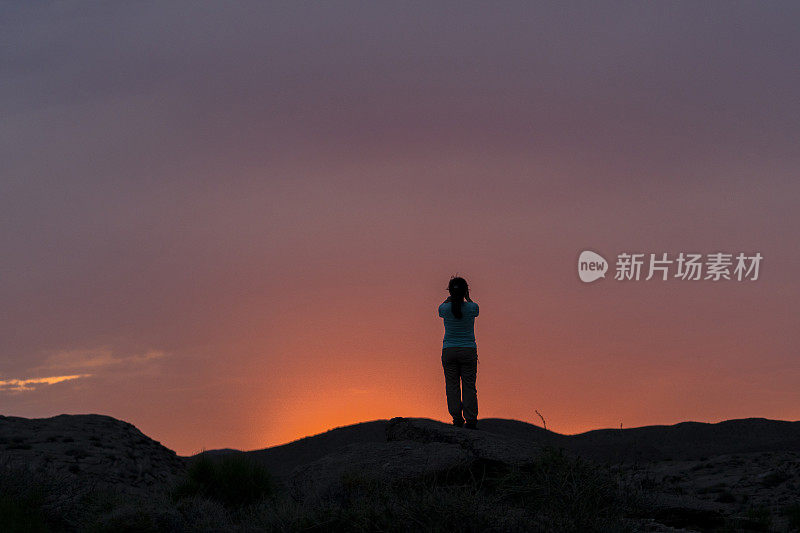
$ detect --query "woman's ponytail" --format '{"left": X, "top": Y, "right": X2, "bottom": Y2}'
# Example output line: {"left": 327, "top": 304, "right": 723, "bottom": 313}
{"left": 447, "top": 276, "right": 468, "bottom": 319}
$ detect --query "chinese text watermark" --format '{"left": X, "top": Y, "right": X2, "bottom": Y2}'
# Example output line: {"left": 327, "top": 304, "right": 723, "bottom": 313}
{"left": 578, "top": 251, "right": 762, "bottom": 283}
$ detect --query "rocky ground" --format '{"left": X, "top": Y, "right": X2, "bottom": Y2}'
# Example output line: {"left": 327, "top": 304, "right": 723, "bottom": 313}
{"left": 287, "top": 417, "right": 542, "bottom": 500}
{"left": 619, "top": 450, "right": 800, "bottom": 531}
{"left": 2, "top": 413, "right": 799, "bottom": 531}
{"left": 274, "top": 417, "right": 800, "bottom": 531}
{"left": 0, "top": 413, "right": 186, "bottom": 496}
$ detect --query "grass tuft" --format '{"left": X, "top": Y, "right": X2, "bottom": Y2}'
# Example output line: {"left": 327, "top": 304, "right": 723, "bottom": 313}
{"left": 171, "top": 452, "right": 273, "bottom": 508}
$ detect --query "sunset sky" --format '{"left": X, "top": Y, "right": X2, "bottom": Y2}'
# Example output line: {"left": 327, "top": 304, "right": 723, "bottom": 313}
{"left": 2, "top": 2, "right": 798, "bottom": 456}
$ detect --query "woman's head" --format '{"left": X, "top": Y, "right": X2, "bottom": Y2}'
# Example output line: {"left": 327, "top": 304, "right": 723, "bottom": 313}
{"left": 447, "top": 276, "right": 470, "bottom": 318}
{"left": 448, "top": 276, "right": 468, "bottom": 299}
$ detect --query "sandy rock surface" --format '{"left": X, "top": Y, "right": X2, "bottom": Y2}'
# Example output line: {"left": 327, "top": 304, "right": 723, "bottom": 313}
{"left": 0, "top": 413, "right": 186, "bottom": 497}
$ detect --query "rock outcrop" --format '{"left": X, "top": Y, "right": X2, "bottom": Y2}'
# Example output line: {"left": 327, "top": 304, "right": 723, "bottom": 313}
{"left": 0, "top": 413, "right": 186, "bottom": 496}
{"left": 287, "top": 417, "right": 542, "bottom": 498}
{"left": 386, "top": 416, "right": 541, "bottom": 464}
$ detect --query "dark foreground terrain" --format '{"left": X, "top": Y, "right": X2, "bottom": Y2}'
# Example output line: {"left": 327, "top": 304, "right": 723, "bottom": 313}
{"left": 1, "top": 413, "right": 799, "bottom": 532}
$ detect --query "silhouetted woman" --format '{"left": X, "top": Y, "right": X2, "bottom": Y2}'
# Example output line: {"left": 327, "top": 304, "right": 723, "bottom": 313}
{"left": 438, "top": 276, "right": 480, "bottom": 429}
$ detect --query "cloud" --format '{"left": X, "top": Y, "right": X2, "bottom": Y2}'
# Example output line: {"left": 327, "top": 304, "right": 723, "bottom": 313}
{"left": 0, "top": 347, "right": 169, "bottom": 394}
{"left": 0, "top": 374, "right": 91, "bottom": 392}
{"left": 38, "top": 347, "right": 167, "bottom": 371}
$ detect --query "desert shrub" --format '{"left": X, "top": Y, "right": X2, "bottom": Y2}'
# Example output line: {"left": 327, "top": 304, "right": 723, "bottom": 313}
{"left": 85, "top": 505, "right": 163, "bottom": 533}
{"left": 0, "top": 464, "right": 62, "bottom": 532}
{"left": 761, "top": 470, "right": 790, "bottom": 488}
{"left": 783, "top": 502, "right": 800, "bottom": 531}
{"left": 743, "top": 504, "right": 773, "bottom": 531}
{"left": 716, "top": 490, "right": 737, "bottom": 503}
{"left": 67, "top": 487, "right": 237, "bottom": 533}
{"left": 240, "top": 473, "right": 509, "bottom": 532}
{"left": 654, "top": 507, "right": 725, "bottom": 531}
{"left": 0, "top": 444, "right": 652, "bottom": 532}
{"left": 171, "top": 453, "right": 273, "bottom": 508}
{"left": 83, "top": 498, "right": 185, "bottom": 533}
{"left": 174, "top": 496, "right": 235, "bottom": 531}
{"left": 236, "top": 448, "right": 645, "bottom": 532}
{"left": 327, "top": 472, "right": 500, "bottom": 531}
{"left": 0, "top": 490, "right": 50, "bottom": 533}
{"left": 493, "top": 446, "right": 642, "bottom": 531}
{"left": 5, "top": 436, "right": 32, "bottom": 449}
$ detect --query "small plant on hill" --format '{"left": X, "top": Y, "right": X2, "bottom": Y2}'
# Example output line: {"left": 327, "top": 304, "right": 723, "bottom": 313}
{"left": 783, "top": 502, "right": 800, "bottom": 531}
{"left": 0, "top": 463, "right": 64, "bottom": 532}
{"left": 171, "top": 453, "right": 273, "bottom": 508}
{"left": 495, "top": 445, "right": 644, "bottom": 531}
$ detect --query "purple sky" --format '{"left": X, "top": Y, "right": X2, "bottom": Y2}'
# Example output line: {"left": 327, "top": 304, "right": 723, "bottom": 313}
{"left": 1, "top": 2, "right": 798, "bottom": 455}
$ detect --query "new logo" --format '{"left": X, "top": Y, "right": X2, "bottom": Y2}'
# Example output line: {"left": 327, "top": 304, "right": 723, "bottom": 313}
{"left": 578, "top": 250, "right": 608, "bottom": 283}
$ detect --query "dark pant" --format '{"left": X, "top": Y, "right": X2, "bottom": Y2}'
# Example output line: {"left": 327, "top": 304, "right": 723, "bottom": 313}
{"left": 442, "top": 346, "right": 478, "bottom": 424}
